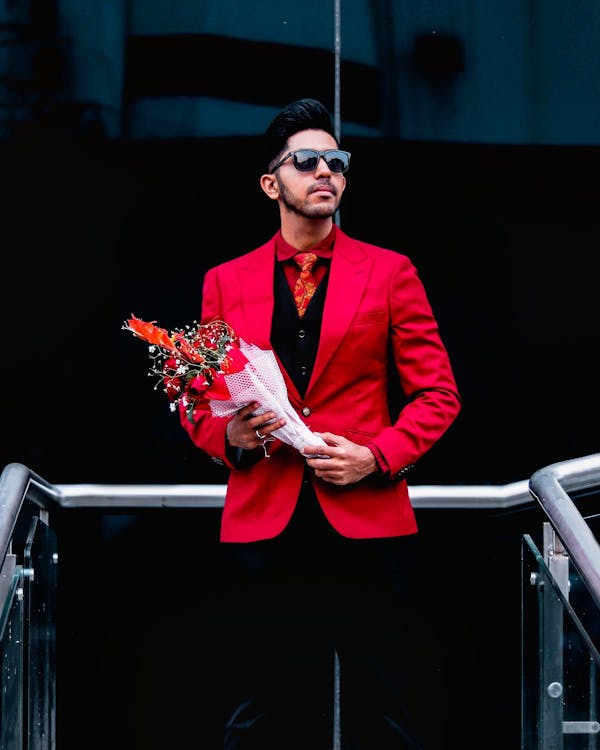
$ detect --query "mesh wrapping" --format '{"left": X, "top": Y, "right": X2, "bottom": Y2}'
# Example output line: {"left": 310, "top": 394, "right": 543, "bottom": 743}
{"left": 209, "top": 340, "right": 327, "bottom": 452}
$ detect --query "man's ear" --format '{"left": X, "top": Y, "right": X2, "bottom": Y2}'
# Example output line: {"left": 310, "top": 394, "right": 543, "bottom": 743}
{"left": 260, "top": 173, "right": 280, "bottom": 200}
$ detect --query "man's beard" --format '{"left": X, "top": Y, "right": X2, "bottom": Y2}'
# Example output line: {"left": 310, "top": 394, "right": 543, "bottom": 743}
{"left": 278, "top": 179, "right": 339, "bottom": 219}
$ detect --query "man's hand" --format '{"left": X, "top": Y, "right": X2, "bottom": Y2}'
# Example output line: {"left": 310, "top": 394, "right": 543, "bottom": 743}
{"left": 226, "top": 402, "right": 286, "bottom": 452}
{"left": 302, "top": 432, "right": 378, "bottom": 485}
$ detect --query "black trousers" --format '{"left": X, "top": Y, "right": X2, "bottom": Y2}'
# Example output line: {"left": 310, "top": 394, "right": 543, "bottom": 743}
{"left": 219, "top": 481, "right": 437, "bottom": 750}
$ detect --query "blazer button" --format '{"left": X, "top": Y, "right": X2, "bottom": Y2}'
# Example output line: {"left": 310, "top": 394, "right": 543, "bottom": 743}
{"left": 302, "top": 406, "right": 311, "bottom": 417}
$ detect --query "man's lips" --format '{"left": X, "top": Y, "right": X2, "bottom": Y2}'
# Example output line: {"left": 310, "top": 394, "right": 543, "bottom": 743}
{"left": 310, "top": 183, "right": 335, "bottom": 196}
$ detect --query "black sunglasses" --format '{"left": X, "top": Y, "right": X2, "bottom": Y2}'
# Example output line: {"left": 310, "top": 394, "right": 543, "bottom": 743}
{"left": 269, "top": 149, "right": 351, "bottom": 174}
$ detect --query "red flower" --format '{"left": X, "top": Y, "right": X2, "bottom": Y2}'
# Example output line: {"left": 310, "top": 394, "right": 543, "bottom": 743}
{"left": 221, "top": 345, "right": 249, "bottom": 375}
{"left": 172, "top": 332, "right": 206, "bottom": 364}
{"left": 162, "top": 357, "right": 184, "bottom": 400}
{"left": 202, "top": 375, "right": 232, "bottom": 401}
{"left": 123, "top": 315, "right": 178, "bottom": 355}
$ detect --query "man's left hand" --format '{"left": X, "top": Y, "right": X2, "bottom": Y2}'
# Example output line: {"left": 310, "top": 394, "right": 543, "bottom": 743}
{"left": 302, "top": 432, "right": 377, "bottom": 485}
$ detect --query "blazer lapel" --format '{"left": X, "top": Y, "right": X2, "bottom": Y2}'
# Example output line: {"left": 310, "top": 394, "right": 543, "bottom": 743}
{"left": 233, "top": 237, "right": 303, "bottom": 404}
{"left": 308, "top": 231, "right": 372, "bottom": 391}
{"left": 234, "top": 239, "right": 277, "bottom": 349}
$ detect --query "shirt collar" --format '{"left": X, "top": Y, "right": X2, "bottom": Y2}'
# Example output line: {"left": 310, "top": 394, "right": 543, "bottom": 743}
{"left": 275, "top": 224, "right": 337, "bottom": 262}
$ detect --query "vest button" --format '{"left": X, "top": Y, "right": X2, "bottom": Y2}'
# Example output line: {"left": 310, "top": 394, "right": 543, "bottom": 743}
{"left": 302, "top": 407, "right": 311, "bottom": 417}
{"left": 300, "top": 366, "right": 308, "bottom": 376}
{"left": 298, "top": 329, "right": 306, "bottom": 339}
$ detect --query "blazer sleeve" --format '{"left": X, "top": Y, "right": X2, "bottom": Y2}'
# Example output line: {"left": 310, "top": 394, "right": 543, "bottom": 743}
{"left": 370, "top": 255, "right": 461, "bottom": 477}
{"left": 177, "top": 266, "right": 236, "bottom": 468}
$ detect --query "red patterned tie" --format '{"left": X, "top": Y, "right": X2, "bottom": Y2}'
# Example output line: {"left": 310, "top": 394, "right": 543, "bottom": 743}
{"left": 293, "top": 252, "right": 318, "bottom": 318}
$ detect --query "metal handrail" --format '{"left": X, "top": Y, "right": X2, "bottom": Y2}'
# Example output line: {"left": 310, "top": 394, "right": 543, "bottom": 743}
{"left": 0, "top": 463, "right": 61, "bottom": 565}
{"left": 53, "top": 478, "right": 532, "bottom": 509}
{"left": 1, "top": 454, "right": 595, "bottom": 532}
{"left": 0, "top": 460, "right": 534, "bottom": 581}
{"left": 529, "top": 452, "right": 600, "bottom": 610}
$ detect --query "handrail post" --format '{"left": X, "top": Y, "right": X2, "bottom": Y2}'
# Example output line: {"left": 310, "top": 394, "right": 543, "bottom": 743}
{"left": 538, "top": 523, "right": 568, "bottom": 750}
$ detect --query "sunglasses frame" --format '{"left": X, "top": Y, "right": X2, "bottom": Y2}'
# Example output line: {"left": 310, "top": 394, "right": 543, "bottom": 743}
{"left": 269, "top": 149, "right": 351, "bottom": 174}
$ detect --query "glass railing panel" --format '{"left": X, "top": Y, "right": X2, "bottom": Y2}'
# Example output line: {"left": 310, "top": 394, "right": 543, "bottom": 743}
{"left": 522, "top": 534, "right": 600, "bottom": 749}
{"left": 24, "top": 516, "right": 57, "bottom": 750}
{"left": 573, "top": 485, "right": 600, "bottom": 536}
{"left": 577, "top": 490, "right": 600, "bottom": 566}
{"left": 0, "top": 555, "right": 24, "bottom": 749}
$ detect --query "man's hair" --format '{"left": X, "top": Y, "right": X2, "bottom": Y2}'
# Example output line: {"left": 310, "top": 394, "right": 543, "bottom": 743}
{"left": 263, "top": 98, "right": 337, "bottom": 171}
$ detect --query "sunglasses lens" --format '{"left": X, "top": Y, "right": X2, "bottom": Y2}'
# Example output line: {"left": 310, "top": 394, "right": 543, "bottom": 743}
{"left": 324, "top": 151, "right": 350, "bottom": 173}
{"left": 293, "top": 151, "right": 319, "bottom": 171}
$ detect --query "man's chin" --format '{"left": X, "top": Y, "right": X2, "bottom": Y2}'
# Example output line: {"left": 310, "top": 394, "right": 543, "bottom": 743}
{"left": 284, "top": 201, "right": 339, "bottom": 220}
{"left": 305, "top": 204, "right": 339, "bottom": 220}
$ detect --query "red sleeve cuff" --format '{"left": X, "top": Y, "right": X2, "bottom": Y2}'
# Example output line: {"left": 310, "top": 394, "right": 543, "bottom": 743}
{"left": 367, "top": 443, "right": 390, "bottom": 476}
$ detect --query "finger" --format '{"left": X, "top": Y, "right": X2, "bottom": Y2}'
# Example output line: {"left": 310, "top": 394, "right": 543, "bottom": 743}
{"left": 302, "top": 447, "right": 332, "bottom": 459}
{"left": 253, "top": 411, "right": 274, "bottom": 428}
{"left": 313, "top": 431, "right": 343, "bottom": 446}
{"left": 239, "top": 402, "right": 260, "bottom": 418}
{"left": 255, "top": 415, "right": 285, "bottom": 436}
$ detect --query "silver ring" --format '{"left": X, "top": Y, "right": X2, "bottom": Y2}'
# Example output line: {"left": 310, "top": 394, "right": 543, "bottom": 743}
{"left": 255, "top": 429, "right": 266, "bottom": 440}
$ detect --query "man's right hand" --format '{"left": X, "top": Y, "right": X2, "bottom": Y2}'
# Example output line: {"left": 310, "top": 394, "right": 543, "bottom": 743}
{"left": 226, "top": 401, "right": 286, "bottom": 451}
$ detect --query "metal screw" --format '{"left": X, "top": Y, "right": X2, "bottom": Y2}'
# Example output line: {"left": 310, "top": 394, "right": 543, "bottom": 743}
{"left": 547, "top": 682, "right": 563, "bottom": 699}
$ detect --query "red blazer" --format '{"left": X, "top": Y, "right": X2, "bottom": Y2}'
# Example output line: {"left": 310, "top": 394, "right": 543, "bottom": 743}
{"left": 180, "top": 229, "right": 461, "bottom": 542}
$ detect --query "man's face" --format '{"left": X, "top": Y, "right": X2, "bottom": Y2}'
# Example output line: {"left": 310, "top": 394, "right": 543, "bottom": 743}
{"left": 271, "top": 129, "right": 347, "bottom": 220}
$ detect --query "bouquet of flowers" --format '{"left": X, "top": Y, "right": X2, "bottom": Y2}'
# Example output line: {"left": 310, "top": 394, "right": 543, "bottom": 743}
{"left": 122, "top": 315, "right": 327, "bottom": 454}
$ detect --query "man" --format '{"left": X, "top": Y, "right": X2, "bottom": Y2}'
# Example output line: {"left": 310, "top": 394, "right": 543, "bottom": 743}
{"left": 179, "top": 98, "right": 461, "bottom": 749}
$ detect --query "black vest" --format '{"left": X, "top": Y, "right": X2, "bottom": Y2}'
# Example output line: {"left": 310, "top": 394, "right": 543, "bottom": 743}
{"left": 270, "top": 261, "right": 329, "bottom": 398}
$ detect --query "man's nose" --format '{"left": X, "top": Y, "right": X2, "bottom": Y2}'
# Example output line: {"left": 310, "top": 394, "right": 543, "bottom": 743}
{"left": 314, "top": 155, "right": 332, "bottom": 175}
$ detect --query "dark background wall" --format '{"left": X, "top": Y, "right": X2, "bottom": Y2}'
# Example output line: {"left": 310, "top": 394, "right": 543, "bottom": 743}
{"left": 2, "top": 134, "right": 598, "bottom": 487}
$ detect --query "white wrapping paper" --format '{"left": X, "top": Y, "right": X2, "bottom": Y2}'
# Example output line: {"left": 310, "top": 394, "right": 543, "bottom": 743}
{"left": 208, "top": 339, "right": 327, "bottom": 452}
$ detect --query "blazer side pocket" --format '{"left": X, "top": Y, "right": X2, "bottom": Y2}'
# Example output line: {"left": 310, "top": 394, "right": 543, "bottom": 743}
{"left": 346, "top": 427, "right": 377, "bottom": 444}
{"left": 351, "top": 310, "right": 386, "bottom": 327}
